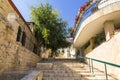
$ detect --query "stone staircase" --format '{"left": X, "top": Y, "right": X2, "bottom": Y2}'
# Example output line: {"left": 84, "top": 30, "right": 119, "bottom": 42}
{"left": 39, "top": 59, "right": 117, "bottom": 80}
{"left": 0, "top": 59, "right": 118, "bottom": 80}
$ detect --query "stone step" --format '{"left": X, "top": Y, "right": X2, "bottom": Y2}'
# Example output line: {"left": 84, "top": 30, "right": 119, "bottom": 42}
{"left": 41, "top": 70, "right": 69, "bottom": 73}
{"left": 43, "top": 73, "right": 115, "bottom": 80}
{"left": 40, "top": 69, "right": 90, "bottom": 73}
{"left": 42, "top": 73, "right": 82, "bottom": 77}
{"left": 43, "top": 76, "right": 82, "bottom": 80}
{"left": 39, "top": 59, "right": 118, "bottom": 80}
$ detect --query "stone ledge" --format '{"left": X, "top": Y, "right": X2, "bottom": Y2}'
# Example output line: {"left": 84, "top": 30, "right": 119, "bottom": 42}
{"left": 21, "top": 71, "right": 42, "bottom": 80}
{"left": 37, "top": 63, "right": 53, "bottom": 70}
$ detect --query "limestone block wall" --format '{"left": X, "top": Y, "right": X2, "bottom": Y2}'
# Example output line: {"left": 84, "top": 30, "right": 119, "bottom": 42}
{"left": 86, "top": 32, "right": 120, "bottom": 79}
{"left": 0, "top": 0, "right": 40, "bottom": 73}
{"left": 0, "top": 0, "right": 37, "bottom": 52}
{"left": 41, "top": 49, "right": 51, "bottom": 58}
{"left": 0, "top": 25, "right": 40, "bottom": 80}
{"left": 16, "top": 43, "right": 40, "bottom": 70}
{"left": 0, "top": 17, "right": 40, "bottom": 73}
{"left": 0, "top": 40, "right": 40, "bottom": 73}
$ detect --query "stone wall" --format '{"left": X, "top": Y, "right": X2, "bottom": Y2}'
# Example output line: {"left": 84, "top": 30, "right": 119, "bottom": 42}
{"left": 0, "top": 0, "right": 38, "bottom": 53}
{"left": 0, "top": 40, "right": 40, "bottom": 72}
{"left": 41, "top": 49, "right": 51, "bottom": 58}
{"left": 0, "top": 0, "right": 40, "bottom": 73}
{"left": 0, "top": 40, "right": 40, "bottom": 73}
{"left": 86, "top": 33, "right": 120, "bottom": 79}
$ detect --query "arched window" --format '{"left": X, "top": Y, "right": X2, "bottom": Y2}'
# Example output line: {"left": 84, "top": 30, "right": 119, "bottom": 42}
{"left": 16, "top": 26, "right": 21, "bottom": 41}
{"left": 21, "top": 31, "right": 26, "bottom": 46}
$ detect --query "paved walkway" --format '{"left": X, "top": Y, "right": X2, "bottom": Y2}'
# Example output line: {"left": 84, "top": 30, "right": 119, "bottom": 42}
{"left": 0, "top": 59, "right": 118, "bottom": 80}
{"left": 40, "top": 59, "right": 117, "bottom": 80}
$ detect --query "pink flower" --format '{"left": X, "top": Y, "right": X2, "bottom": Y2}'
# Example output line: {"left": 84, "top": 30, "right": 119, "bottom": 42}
{"left": 80, "top": 5, "right": 85, "bottom": 11}
{"left": 75, "top": 16, "right": 79, "bottom": 21}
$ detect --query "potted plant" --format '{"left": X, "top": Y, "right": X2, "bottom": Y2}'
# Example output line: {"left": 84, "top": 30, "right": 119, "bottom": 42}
{"left": 75, "top": 16, "right": 79, "bottom": 23}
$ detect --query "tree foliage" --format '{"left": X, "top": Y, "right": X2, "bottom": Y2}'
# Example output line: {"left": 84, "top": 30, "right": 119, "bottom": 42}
{"left": 31, "top": 2, "right": 71, "bottom": 54}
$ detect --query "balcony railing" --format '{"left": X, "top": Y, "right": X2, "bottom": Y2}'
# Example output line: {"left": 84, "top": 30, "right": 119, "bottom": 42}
{"left": 73, "top": 0, "right": 120, "bottom": 40}
{"left": 98, "top": 0, "right": 120, "bottom": 8}
{"left": 74, "top": 1, "right": 100, "bottom": 39}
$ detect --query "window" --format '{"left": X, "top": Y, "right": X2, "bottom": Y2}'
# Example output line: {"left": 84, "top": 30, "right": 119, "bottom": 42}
{"left": 33, "top": 44, "right": 37, "bottom": 54}
{"left": 16, "top": 26, "right": 21, "bottom": 41}
{"left": 29, "top": 36, "right": 33, "bottom": 50}
{"left": 21, "top": 31, "right": 26, "bottom": 46}
{"left": 35, "top": 31, "right": 38, "bottom": 39}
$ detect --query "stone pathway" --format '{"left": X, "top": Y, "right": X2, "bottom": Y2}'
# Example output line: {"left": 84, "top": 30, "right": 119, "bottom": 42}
{"left": 0, "top": 59, "right": 118, "bottom": 80}
{"left": 39, "top": 59, "right": 117, "bottom": 80}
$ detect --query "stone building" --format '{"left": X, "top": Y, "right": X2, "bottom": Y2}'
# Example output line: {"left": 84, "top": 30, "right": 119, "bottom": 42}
{"left": 0, "top": 0, "right": 40, "bottom": 73}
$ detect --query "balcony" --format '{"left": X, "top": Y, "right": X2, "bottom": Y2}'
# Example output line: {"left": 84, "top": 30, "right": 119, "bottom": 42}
{"left": 73, "top": 0, "right": 120, "bottom": 48}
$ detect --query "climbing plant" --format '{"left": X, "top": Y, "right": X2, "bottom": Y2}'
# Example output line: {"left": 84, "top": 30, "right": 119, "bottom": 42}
{"left": 94, "top": 32, "right": 105, "bottom": 47}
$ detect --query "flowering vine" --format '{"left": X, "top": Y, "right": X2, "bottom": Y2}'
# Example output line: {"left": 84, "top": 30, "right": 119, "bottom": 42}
{"left": 75, "top": 1, "right": 91, "bottom": 24}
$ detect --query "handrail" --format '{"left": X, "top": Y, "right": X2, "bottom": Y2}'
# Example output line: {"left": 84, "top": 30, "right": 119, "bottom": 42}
{"left": 91, "top": 58, "right": 120, "bottom": 68}
{"left": 80, "top": 56, "right": 120, "bottom": 80}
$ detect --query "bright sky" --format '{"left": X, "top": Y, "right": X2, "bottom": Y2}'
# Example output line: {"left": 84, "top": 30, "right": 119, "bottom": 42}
{"left": 12, "top": 0, "right": 88, "bottom": 28}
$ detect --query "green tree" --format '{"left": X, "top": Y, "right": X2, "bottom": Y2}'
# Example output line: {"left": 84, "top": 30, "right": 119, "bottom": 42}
{"left": 31, "top": 2, "right": 70, "bottom": 56}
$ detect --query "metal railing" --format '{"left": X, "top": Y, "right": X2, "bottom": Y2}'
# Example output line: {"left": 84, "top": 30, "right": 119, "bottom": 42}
{"left": 80, "top": 56, "right": 120, "bottom": 80}
{"left": 73, "top": 0, "right": 120, "bottom": 39}
{"left": 98, "top": 0, "right": 120, "bottom": 9}
{"left": 74, "top": 1, "right": 100, "bottom": 38}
